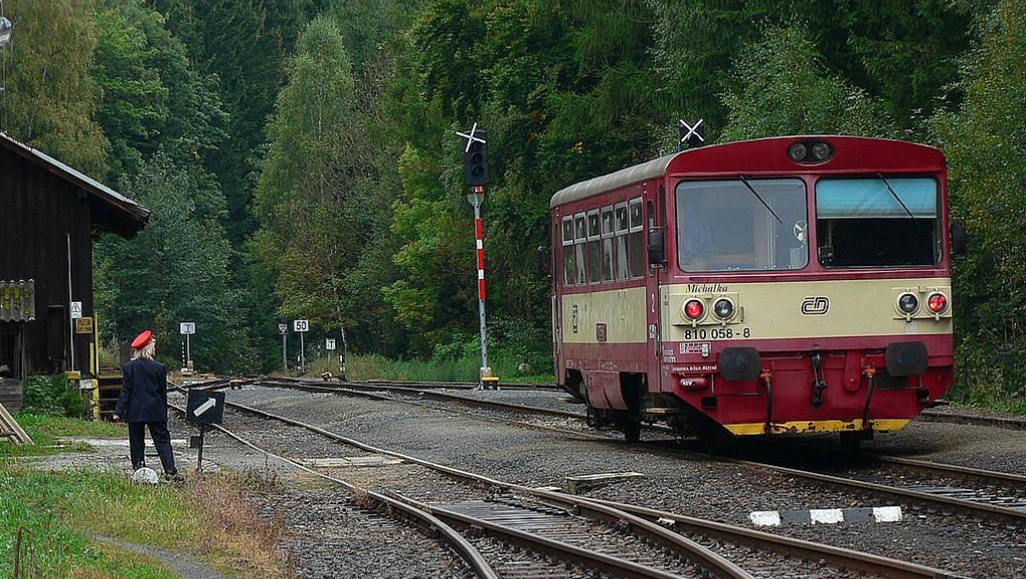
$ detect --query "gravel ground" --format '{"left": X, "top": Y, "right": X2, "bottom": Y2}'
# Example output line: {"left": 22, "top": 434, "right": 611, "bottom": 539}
{"left": 213, "top": 403, "right": 858, "bottom": 579}
{"left": 225, "top": 385, "right": 1026, "bottom": 577}
{"left": 250, "top": 487, "right": 470, "bottom": 579}
{"left": 400, "top": 385, "right": 1026, "bottom": 477}
{"left": 167, "top": 393, "right": 474, "bottom": 578}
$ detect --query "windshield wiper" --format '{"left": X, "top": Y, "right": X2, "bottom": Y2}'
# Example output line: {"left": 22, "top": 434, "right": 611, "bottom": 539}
{"left": 876, "top": 172, "right": 915, "bottom": 219}
{"left": 738, "top": 175, "right": 783, "bottom": 224}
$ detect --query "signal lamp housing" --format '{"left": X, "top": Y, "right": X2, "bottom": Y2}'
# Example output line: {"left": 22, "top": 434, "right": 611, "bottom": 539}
{"left": 788, "top": 140, "right": 834, "bottom": 164}
{"left": 898, "top": 293, "right": 919, "bottom": 314}
{"left": 926, "top": 293, "right": 948, "bottom": 314}
{"left": 713, "top": 298, "right": 734, "bottom": 320}
{"left": 683, "top": 299, "right": 705, "bottom": 321}
{"left": 462, "top": 129, "right": 491, "bottom": 186}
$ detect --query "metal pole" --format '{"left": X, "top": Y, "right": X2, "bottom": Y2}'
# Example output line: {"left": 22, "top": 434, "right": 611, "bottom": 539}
{"left": 185, "top": 333, "right": 191, "bottom": 370}
{"left": 66, "top": 233, "right": 75, "bottom": 372}
{"left": 299, "top": 332, "right": 305, "bottom": 374}
{"left": 196, "top": 424, "right": 205, "bottom": 474}
{"left": 282, "top": 333, "right": 288, "bottom": 373}
{"left": 470, "top": 189, "right": 492, "bottom": 389}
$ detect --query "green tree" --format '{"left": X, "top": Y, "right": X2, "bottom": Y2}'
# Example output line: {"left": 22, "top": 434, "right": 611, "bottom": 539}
{"left": 95, "top": 153, "right": 251, "bottom": 372}
{"left": 2, "top": 0, "right": 108, "bottom": 175}
{"left": 651, "top": 0, "right": 979, "bottom": 138}
{"left": 385, "top": 0, "right": 665, "bottom": 359}
{"left": 931, "top": 0, "right": 1026, "bottom": 400}
{"left": 720, "top": 25, "right": 896, "bottom": 141}
{"left": 151, "top": 0, "right": 320, "bottom": 242}
{"left": 254, "top": 17, "right": 375, "bottom": 346}
{"left": 92, "top": 0, "right": 227, "bottom": 184}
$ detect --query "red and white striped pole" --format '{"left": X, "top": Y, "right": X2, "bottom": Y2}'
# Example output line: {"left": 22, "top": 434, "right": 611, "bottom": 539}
{"left": 469, "top": 185, "right": 492, "bottom": 388}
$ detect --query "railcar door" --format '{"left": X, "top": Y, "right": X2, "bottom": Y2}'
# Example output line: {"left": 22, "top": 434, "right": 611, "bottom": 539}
{"left": 644, "top": 183, "right": 666, "bottom": 394}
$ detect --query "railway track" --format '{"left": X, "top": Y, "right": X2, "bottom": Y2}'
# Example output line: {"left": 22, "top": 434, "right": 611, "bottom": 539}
{"left": 194, "top": 383, "right": 959, "bottom": 578}
{"left": 919, "top": 409, "right": 1026, "bottom": 432}
{"left": 252, "top": 377, "right": 1026, "bottom": 527}
{"left": 166, "top": 401, "right": 498, "bottom": 579}
{"left": 169, "top": 397, "right": 752, "bottom": 579}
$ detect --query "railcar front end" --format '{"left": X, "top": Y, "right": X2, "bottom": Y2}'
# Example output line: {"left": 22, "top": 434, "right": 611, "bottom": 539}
{"left": 550, "top": 136, "right": 956, "bottom": 444}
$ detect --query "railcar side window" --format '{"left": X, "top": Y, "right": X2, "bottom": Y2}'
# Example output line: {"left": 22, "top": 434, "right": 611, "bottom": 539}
{"left": 587, "top": 210, "right": 602, "bottom": 283}
{"left": 562, "top": 217, "right": 575, "bottom": 286}
{"left": 628, "top": 198, "right": 645, "bottom": 278}
{"left": 601, "top": 207, "right": 615, "bottom": 281}
{"left": 615, "top": 203, "right": 629, "bottom": 279}
{"left": 676, "top": 179, "right": 808, "bottom": 272}
{"left": 574, "top": 214, "right": 587, "bottom": 284}
{"left": 815, "top": 177, "right": 939, "bottom": 267}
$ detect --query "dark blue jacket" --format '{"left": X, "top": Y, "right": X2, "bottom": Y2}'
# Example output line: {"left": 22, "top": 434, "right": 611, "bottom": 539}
{"left": 116, "top": 358, "right": 169, "bottom": 423}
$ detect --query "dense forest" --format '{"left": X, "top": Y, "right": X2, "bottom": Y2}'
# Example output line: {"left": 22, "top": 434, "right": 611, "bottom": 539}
{"left": 1, "top": 0, "right": 1023, "bottom": 403}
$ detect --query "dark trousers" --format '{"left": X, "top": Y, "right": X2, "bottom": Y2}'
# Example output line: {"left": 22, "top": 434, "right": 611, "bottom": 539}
{"left": 128, "top": 421, "right": 177, "bottom": 474}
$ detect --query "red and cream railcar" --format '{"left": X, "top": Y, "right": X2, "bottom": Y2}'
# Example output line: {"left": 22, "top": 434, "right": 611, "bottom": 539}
{"left": 550, "top": 136, "right": 956, "bottom": 444}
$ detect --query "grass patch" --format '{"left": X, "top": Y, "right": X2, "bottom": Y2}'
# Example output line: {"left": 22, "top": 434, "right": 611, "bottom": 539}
{"left": 0, "top": 413, "right": 125, "bottom": 458}
{"left": 304, "top": 352, "right": 554, "bottom": 384}
{"left": 0, "top": 464, "right": 289, "bottom": 577}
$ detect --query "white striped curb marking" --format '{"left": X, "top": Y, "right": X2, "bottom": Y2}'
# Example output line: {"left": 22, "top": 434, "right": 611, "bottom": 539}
{"left": 750, "top": 506, "right": 903, "bottom": 526}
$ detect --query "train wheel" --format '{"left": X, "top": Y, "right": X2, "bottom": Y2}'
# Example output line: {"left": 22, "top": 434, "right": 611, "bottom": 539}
{"left": 839, "top": 431, "right": 868, "bottom": 451}
{"left": 624, "top": 424, "right": 641, "bottom": 444}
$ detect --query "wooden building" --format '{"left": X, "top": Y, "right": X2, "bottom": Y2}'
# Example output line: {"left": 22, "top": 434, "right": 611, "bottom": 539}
{"left": 0, "top": 133, "right": 150, "bottom": 410}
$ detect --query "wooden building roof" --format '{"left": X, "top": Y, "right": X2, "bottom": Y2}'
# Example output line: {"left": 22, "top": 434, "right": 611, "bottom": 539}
{"left": 0, "top": 132, "right": 150, "bottom": 238}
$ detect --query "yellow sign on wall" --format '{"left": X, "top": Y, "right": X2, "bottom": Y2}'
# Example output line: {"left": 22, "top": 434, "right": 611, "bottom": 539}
{"left": 75, "top": 317, "right": 94, "bottom": 334}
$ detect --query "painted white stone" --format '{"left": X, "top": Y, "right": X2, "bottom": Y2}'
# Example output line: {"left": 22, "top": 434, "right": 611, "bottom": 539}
{"left": 131, "top": 467, "right": 159, "bottom": 485}
{"left": 810, "top": 509, "right": 844, "bottom": 524}
{"left": 749, "top": 511, "right": 782, "bottom": 526}
{"left": 873, "top": 506, "right": 904, "bottom": 522}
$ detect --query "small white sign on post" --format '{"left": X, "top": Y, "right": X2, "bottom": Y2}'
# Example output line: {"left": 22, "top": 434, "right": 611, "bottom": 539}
{"left": 180, "top": 322, "right": 196, "bottom": 335}
{"left": 325, "top": 338, "right": 336, "bottom": 351}
{"left": 278, "top": 323, "right": 288, "bottom": 335}
{"left": 294, "top": 319, "right": 310, "bottom": 333}
{"left": 70, "top": 301, "right": 83, "bottom": 320}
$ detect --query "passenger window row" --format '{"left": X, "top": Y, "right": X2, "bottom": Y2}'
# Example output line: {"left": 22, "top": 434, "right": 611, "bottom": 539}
{"left": 561, "top": 197, "right": 645, "bottom": 286}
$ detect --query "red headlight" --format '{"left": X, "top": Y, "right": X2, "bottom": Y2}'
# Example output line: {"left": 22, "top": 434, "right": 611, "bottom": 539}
{"left": 684, "top": 299, "right": 705, "bottom": 320}
{"left": 927, "top": 293, "right": 948, "bottom": 314}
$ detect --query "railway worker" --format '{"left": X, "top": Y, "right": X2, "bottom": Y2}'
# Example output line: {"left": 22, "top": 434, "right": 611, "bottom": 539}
{"left": 113, "top": 330, "right": 182, "bottom": 481}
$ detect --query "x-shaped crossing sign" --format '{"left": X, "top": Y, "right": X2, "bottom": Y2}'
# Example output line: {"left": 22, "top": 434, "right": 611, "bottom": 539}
{"left": 456, "top": 122, "right": 488, "bottom": 152}
{"left": 679, "top": 118, "right": 705, "bottom": 148}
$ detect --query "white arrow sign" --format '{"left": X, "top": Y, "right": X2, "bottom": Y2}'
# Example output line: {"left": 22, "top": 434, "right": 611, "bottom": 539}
{"left": 193, "top": 398, "right": 217, "bottom": 417}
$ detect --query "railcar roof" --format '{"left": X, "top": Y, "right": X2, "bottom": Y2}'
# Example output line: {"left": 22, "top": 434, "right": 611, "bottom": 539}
{"left": 550, "top": 152, "right": 680, "bottom": 209}
{"left": 0, "top": 132, "right": 151, "bottom": 238}
{"left": 549, "top": 136, "right": 945, "bottom": 209}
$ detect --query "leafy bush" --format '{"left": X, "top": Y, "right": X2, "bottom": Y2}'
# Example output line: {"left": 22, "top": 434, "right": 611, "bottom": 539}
{"left": 23, "top": 375, "right": 87, "bottom": 417}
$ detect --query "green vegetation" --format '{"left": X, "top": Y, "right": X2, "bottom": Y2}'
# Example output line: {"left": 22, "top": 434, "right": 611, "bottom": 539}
{"left": 0, "top": 465, "right": 288, "bottom": 577}
{"left": 0, "top": 412, "right": 123, "bottom": 457}
{"left": 3, "top": 0, "right": 1024, "bottom": 410}
{"left": 23, "top": 375, "right": 90, "bottom": 417}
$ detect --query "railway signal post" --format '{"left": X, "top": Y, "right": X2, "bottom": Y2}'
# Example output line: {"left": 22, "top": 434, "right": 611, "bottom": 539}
{"left": 294, "top": 319, "right": 309, "bottom": 374}
{"left": 456, "top": 123, "right": 499, "bottom": 390}
{"left": 278, "top": 323, "right": 289, "bottom": 372}
{"left": 180, "top": 322, "right": 196, "bottom": 373}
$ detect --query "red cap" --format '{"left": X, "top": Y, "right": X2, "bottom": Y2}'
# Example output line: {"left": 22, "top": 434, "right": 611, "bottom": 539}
{"left": 131, "top": 330, "right": 153, "bottom": 350}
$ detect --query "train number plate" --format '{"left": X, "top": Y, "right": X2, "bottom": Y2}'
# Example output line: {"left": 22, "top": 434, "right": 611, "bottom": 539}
{"left": 681, "top": 327, "right": 752, "bottom": 341}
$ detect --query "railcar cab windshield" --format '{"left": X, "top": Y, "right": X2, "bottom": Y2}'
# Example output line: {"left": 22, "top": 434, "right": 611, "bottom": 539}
{"left": 815, "top": 176, "right": 940, "bottom": 267}
{"left": 675, "top": 175, "right": 940, "bottom": 272}
{"left": 676, "top": 178, "right": 808, "bottom": 272}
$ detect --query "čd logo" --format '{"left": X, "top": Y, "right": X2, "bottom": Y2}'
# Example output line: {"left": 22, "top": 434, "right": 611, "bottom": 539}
{"left": 801, "top": 296, "right": 830, "bottom": 315}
